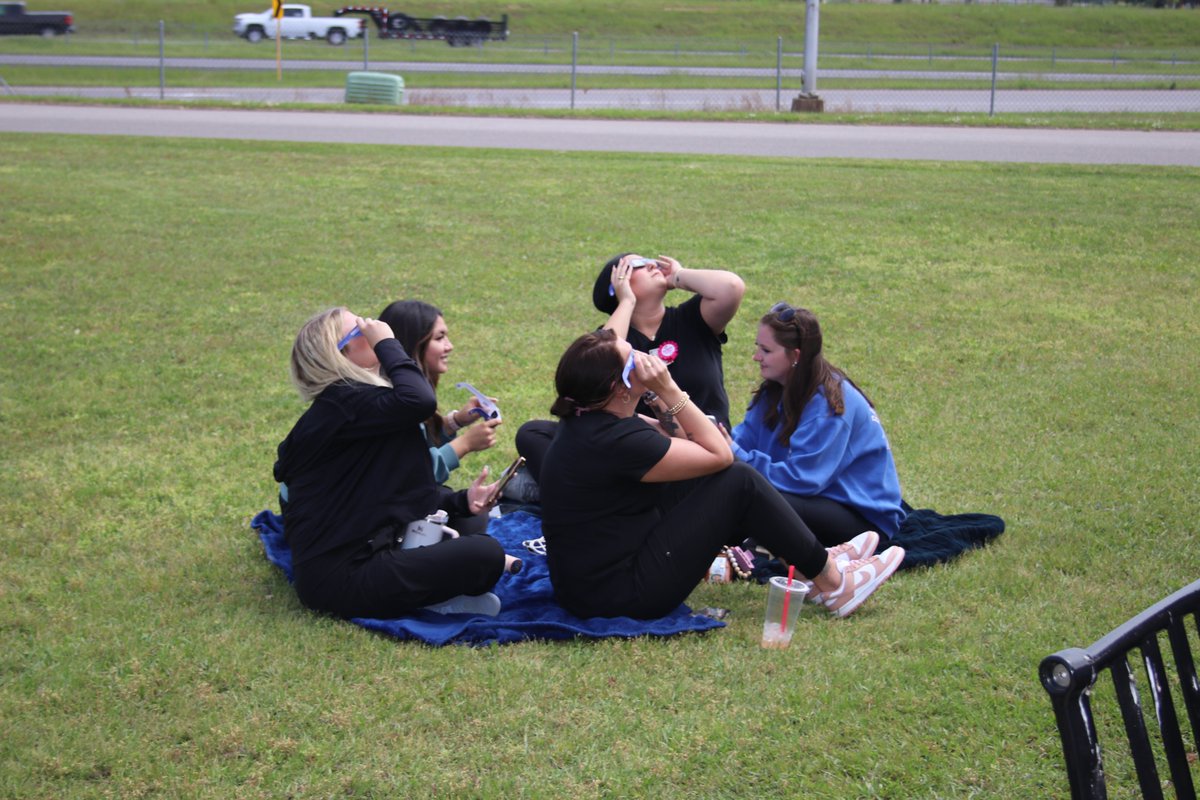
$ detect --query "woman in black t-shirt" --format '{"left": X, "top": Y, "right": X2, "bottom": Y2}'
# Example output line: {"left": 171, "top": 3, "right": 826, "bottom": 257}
{"left": 514, "top": 253, "right": 744, "bottom": 492}
{"left": 539, "top": 329, "right": 905, "bottom": 620}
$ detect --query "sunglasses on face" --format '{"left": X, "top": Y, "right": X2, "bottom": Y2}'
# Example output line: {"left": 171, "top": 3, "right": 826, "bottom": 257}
{"left": 337, "top": 326, "right": 363, "bottom": 352}
{"left": 770, "top": 302, "right": 798, "bottom": 323}
{"left": 608, "top": 259, "right": 654, "bottom": 296}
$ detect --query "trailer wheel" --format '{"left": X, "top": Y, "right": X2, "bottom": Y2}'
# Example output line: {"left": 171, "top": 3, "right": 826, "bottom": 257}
{"left": 40, "top": 26, "right": 59, "bottom": 37}
{"left": 244, "top": 26, "right": 265, "bottom": 43}
{"left": 327, "top": 28, "right": 347, "bottom": 46}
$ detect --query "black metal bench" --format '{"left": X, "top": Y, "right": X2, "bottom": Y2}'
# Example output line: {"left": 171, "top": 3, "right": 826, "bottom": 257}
{"left": 1039, "top": 578, "right": 1200, "bottom": 799}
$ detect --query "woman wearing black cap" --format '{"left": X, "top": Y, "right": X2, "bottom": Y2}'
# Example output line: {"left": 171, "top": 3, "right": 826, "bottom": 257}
{"left": 513, "top": 253, "right": 745, "bottom": 495}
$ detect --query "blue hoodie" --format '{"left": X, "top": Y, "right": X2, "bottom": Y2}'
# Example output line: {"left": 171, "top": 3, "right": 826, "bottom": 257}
{"left": 730, "top": 381, "right": 905, "bottom": 538}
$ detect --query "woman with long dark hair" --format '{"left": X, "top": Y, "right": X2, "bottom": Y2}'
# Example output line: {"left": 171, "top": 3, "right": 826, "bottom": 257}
{"left": 730, "top": 302, "right": 905, "bottom": 548}
{"left": 379, "top": 300, "right": 501, "bottom": 534}
{"left": 538, "top": 329, "right": 904, "bottom": 620}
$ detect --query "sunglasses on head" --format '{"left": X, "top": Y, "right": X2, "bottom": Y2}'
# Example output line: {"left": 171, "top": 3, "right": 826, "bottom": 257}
{"left": 770, "top": 302, "right": 798, "bottom": 323}
{"left": 337, "top": 326, "right": 363, "bottom": 352}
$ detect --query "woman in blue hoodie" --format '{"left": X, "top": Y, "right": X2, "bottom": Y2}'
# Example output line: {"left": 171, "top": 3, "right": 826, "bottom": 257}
{"left": 729, "top": 303, "right": 905, "bottom": 547}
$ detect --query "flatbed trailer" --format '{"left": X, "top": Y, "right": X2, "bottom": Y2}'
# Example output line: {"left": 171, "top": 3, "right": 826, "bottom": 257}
{"left": 333, "top": 6, "right": 508, "bottom": 46}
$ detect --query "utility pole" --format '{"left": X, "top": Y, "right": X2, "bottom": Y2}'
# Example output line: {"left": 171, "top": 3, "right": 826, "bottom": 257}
{"left": 793, "top": 0, "right": 824, "bottom": 112}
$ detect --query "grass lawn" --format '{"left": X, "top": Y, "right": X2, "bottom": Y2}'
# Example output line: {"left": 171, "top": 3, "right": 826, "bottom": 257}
{"left": 37, "top": 0, "right": 1200, "bottom": 46}
{"left": 1, "top": 132, "right": 1197, "bottom": 798}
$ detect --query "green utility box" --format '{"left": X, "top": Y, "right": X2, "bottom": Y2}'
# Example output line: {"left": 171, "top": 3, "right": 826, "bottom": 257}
{"left": 345, "top": 72, "right": 406, "bottom": 105}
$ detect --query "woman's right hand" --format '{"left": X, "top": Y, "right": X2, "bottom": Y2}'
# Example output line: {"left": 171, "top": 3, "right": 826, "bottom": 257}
{"left": 611, "top": 256, "right": 638, "bottom": 305}
{"left": 357, "top": 316, "right": 394, "bottom": 346}
{"left": 631, "top": 350, "right": 677, "bottom": 396}
{"left": 459, "top": 418, "right": 501, "bottom": 453}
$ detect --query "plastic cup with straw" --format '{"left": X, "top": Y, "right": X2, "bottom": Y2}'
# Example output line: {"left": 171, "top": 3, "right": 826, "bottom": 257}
{"left": 761, "top": 564, "right": 807, "bottom": 649}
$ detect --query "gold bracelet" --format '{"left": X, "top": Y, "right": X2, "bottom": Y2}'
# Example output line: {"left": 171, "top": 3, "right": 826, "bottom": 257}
{"left": 665, "top": 393, "right": 690, "bottom": 416}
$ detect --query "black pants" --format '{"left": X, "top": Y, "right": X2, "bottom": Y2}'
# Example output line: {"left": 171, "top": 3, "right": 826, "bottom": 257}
{"left": 593, "top": 462, "right": 830, "bottom": 620}
{"left": 295, "top": 533, "right": 506, "bottom": 620}
{"left": 776, "top": 493, "right": 876, "bottom": 548}
{"left": 515, "top": 419, "right": 556, "bottom": 483}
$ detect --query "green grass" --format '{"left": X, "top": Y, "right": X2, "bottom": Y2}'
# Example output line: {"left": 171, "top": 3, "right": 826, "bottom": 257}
{"left": 33, "top": 0, "right": 1200, "bottom": 46}
{"left": 2, "top": 133, "right": 1199, "bottom": 798}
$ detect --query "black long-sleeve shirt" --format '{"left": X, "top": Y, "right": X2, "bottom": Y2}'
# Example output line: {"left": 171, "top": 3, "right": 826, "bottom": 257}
{"left": 273, "top": 339, "right": 470, "bottom": 567}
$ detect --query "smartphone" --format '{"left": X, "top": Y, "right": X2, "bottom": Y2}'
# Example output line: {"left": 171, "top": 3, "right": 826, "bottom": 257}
{"left": 486, "top": 456, "right": 526, "bottom": 506}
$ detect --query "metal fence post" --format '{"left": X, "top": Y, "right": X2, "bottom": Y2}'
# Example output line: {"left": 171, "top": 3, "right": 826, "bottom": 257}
{"left": 158, "top": 20, "right": 165, "bottom": 100}
{"left": 776, "top": 36, "right": 782, "bottom": 112}
{"left": 989, "top": 42, "right": 998, "bottom": 118}
{"left": 570, "top": 32, "right": 578, "bottom": 110}
{"left": 363, "top": 25, "right": 369, "bottom": 70}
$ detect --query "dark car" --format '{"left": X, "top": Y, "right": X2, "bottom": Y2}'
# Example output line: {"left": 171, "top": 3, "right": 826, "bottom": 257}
{"left": 0, "top": 2, "right": 74, "bottom": 36}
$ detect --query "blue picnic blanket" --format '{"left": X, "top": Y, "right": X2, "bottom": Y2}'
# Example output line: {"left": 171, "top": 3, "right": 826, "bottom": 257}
{"left": 250, "top": 509, "right": 723, "bottom": 646}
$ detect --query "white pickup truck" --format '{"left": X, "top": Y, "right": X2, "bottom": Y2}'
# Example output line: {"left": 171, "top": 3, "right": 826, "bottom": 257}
{"left": 233, "top": 4, "right": 363, "bottom": 45}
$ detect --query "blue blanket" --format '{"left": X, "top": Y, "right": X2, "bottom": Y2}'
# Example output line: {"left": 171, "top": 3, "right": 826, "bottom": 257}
{"left": 892, "top": 501, "right": 1005, "bottom": 570}
{"left": 250, "top": 509, "right": 724, "bottom": 647}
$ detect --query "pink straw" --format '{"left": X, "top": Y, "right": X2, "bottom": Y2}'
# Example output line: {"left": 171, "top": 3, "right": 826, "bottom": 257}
{"left": 780, "top": 564, "right": 796, "bottom": 628}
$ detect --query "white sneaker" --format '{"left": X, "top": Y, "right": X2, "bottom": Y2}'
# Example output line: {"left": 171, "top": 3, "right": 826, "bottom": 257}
{"left": 424, "top": 592, "right": 502, "bottom": 617}
{"left": 821, "top": 546, "right": 905, "bottom": 618}
{"left": 806, "top": 531, "right": 881, "bottom": 604}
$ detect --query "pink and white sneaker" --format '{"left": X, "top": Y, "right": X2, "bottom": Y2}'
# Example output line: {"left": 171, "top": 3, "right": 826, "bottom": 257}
{"left": 828, "top": 531, "right": 880, "bottom": 565}
{"left": 821, "top": 546, "right": 905, "bottom": 618}
{"left": 805, "top": 531, "right": 881, "bottom": 603}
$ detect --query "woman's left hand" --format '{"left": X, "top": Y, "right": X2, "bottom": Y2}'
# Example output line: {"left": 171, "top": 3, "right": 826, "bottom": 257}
{"left": 457, "top": 396, "right": 498, "bottom": 426}
{"left": 718, "top": 422, "right": 734, "bottom": 448}
{"left": 654, "top": 255, "right": 682, "bottom": 288}
{"left": 467, "top": 465, "right": 500, "bottom": 513}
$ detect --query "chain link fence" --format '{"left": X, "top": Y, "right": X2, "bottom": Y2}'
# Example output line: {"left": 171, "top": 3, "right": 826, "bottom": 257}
{"left": 2, "top": 23, "right": 1197, "bottom": 113}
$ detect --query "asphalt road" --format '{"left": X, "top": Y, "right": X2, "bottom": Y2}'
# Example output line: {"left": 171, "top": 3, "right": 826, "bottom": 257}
{"left": 2, "top": 102, "right": 1199, "bottom": 166}
{"left": 11, "top": 85, "right": 1200, "bottom": 114}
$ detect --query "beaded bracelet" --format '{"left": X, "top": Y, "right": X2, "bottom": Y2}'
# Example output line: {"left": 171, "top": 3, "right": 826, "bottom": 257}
{"left": 444, "top": 412, "right": 461, "bottom": 433}
{"left": 664, "top": 393, "right": 690, "bottom": 416}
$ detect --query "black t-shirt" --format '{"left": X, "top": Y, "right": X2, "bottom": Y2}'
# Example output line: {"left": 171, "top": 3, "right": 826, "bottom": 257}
{"left": 625, "top": 294, "right": 730, "bottom": 428}
{"left": 540, "top": 412, "right": 672, "bottom": 616}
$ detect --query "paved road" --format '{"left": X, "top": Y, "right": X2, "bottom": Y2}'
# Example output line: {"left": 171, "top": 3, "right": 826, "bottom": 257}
{"left": 9, "top": 85, "right": 1199, "bottom": 114}
{"left": 2, "top": 102, "right": 1198, "bottom": 166}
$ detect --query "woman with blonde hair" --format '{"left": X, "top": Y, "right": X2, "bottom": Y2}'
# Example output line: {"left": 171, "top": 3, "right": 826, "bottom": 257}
{"left": 273, "top": 307, "right": 519, "bottom": 619}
